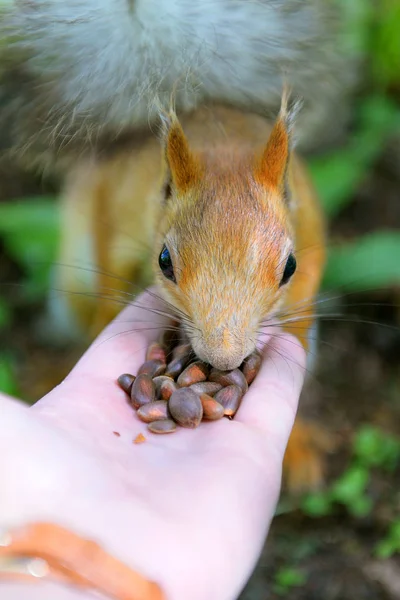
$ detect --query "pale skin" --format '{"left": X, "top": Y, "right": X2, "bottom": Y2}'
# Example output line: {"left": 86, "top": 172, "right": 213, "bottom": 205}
{"left": 0, "top": 289, "right": 306, "bottom": 600}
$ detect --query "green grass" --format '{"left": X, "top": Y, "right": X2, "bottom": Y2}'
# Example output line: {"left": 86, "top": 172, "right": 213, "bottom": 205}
{"left": 301, "top": 425, "right": 400, "bottom": 520}
{"left": 273, "top": 567, "right": 308, "bottom": 596}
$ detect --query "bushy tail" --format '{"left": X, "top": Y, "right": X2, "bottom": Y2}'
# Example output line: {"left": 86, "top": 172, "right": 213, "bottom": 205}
{"left": 0, "top": 0, "right": 357, "bottom": 169}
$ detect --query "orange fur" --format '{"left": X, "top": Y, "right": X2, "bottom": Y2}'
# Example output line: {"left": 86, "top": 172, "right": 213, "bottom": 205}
{"left": 154, "top": 103, "right": 300, "bottom": 370}
{"left": 165, "top": 121, "right": 203, "bottom": 192}
{"left": 254, "top": 119, "right": 289, "bottom": 191}
{"left": 54, "top": 99, "right": 327, "bottom": 491}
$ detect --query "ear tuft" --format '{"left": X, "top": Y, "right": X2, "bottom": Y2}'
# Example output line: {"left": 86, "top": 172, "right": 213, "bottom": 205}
{"left": 159, "top": 110, "right": 202, "bottom": 194}
{"left": 254, "top": 85, "right": 302, "bottom": 191}
{"left": 279, "top": 83, "right": 303, "bottom": 145}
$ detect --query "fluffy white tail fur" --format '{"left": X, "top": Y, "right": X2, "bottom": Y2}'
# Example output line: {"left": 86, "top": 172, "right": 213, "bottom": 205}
{"left": 0, "top": 0, "right": 355, "bottom": 167}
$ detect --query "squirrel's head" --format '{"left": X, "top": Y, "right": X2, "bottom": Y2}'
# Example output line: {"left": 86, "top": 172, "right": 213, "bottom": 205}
{"left": 154, "top": 91, "right": 299, "bottom": 370}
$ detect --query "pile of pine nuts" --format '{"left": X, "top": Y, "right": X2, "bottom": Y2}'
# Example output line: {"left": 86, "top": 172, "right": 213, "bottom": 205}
{"left": 117, "top": 330, "right": 262, "bottom": 435}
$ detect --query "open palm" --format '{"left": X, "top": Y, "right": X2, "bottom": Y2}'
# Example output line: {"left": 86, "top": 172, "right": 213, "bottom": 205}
{"left": 0, "top": 289, "right": 305, "bottom": 600}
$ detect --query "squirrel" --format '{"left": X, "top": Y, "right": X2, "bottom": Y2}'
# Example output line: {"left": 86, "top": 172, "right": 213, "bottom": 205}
{"left": 0, "top": 0, "right": 355, "bottom": 491}
{"left": 49, "top": 95, "right": 328, "bottom": 493}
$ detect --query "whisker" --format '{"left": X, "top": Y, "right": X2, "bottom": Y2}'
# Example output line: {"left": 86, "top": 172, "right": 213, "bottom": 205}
{"left": 0, "top": 257, "right": 188, "bottom": 323}
{"left": 115, "top": 320, "right": 181, "bottom": 330}
{"left": 273, "top": 294, "right": 400, "bottom": 322}
{"left": 45, "top": 286, "right": 199, "bottom": 330}
{"left": 257, "top": 328, "right": 355, "bottom": 356}
{"left": 260, "top": 336, "right": 311, "bottom": 387}
{"left": 257, "top": 329, "right": 320, "bottom": 360}
{"left": 264, "top": 314, "right": 400, "bottom": 332}
{"left": 93, "top": 326, "right": 172, "bottom": 352}
{"left": 44, "top": 261, "right": 194, "bottom": 323}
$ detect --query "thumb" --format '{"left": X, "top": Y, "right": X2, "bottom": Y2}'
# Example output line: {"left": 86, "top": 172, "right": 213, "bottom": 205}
{"left": 235, "top": 331, "right": 306, "bottom": 457}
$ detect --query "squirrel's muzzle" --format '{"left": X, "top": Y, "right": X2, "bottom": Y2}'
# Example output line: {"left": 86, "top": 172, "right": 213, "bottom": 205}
{"left": 189, "top": 325, "right": 254, "bottom": 371}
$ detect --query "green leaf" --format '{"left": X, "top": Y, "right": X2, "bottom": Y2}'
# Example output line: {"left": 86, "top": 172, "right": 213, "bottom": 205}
{"left": 309, "top": 96, "right": 400, "bottom": 219}
{"left": 353, "top": 425, "right": 400, "bottom": 471}
{"left": 371, "top": 0, "right": 400, "bottom": 88}
{"left": 308, "top": 155, "right": 362, "bottom": 218}
{"left": 0, "top": 197, "right": 59, "bottom": 299}
{"left": 331, "top": 465, "right": 370, "bottom": 505}
{"left": 391, "top": 521, "right": 400, "bottom": 540}
{"left": 348, "top": 495, "right": 373, "bottom": 518}
{"left": 375, "top": 520, "right": 400, "bottom": 559}
{"left": 0, "top": 354, "right": 19, "bottom": 397}
{"left": 301, "top": 492, "right": 333, "bottom": 517}
{"left": 274, "top": 567, "right": 307, "bottom": 595}
{"left": 335, "top": 0, "right": 375, "bottom": 56}
{"left": 375, "top": 539, "right": 398, "bottom": 559}
{"left": 376, "top": 538, "right": 397, "bottom": 559}
{"left": 323, "top": 232, "right": 400, "bottom": 292}
{"left": 0, "top": 196, "right": 57, "bottom": 229}
{"left": 353, "top": 425, "right": 383, "bottom": 461}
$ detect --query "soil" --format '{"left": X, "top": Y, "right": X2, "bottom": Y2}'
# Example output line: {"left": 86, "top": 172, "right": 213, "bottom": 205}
{"left": 0, "top": 140, "right": 399, "bottom": 599}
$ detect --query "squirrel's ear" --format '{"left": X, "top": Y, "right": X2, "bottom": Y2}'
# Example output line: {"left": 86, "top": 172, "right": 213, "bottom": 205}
{"left": 160, "top": 112, "right": 202, "bottom": 199}
{"left": 254, "top": 86, "right": 301, "bottom": 193}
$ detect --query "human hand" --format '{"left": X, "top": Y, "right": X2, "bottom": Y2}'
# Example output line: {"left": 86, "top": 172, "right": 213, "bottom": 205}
{"left": 0, "top": 288, "right": 306, "bottom": 600}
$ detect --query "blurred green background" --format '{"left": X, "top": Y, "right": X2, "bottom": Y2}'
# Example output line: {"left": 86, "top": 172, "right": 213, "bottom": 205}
{"left": 0, "top": 0, "right": 399, "bottom": 598}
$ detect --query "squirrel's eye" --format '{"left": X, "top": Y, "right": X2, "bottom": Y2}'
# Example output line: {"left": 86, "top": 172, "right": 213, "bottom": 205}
{"left": 280, "top": 253, "right": 296, "bottom": 286}
{"left": 159, "top": 245, "right": 176, "bottom": 283}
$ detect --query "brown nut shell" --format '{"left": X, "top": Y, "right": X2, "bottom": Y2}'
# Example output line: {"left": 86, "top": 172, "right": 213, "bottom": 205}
{"left": 137, "top": 401, "right": 169, "bottom": 423}
{"left": 137, "top": 359, "right": 166, "bottom": 378}
{"left": 189, "top": 382, "right": 223, "bottom": 397}
{"left": 241, "top": 351, "right": 262, "bottom": 384}
{"left": 117, "top": 373, "right": 136, "bottom": 395}
{"left": 146, "top": 342, "right": 167, "bottom": 364}
{"left": 168, "top": 388, "right": 203, "bottom": 429}
{"left": 165, "top": 357, "right": 187, "bottom": 380}
{"left": 172, "top": 342, "right": 192, "bottom": 361}
{"left": 159, "top": 378, "right": 178, "bottom": 401}
{"left": 209, "top": 368, "right": 248, "bottom": 394}
{"left": 148, "top": 419, "right": 177, "bottom": 434}
{"left": 130, "top": 374, "right": 156, "bottom": 409}
{"left": 153, "top": 375, "right": 175, "bottom": 398}
{"left": 214, "top": 384, "right": 243, "bottom": 418}
{"left": 200, "top": 394, "right": 225, "bottom": 421}
{"left": 177, "top": 361, "right": 209, "bottom": 387}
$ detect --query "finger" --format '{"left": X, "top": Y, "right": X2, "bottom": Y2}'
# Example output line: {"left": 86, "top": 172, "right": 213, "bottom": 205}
{"left": 235, "top": 331, "right": 306, "bottom": 456}
{"left": 31, "top": 287, "right": 173, "bottom": 427}
{"left": 68, "top": 286, "right": 172, "bottom": 381}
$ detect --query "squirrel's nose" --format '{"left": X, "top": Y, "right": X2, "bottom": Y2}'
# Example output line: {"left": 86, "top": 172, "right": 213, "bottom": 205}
{"left": 209, "top": 355, "right": 243, "bottom": 371}
{"left": 190, "top": 327, "right": 252, "bottom": 370}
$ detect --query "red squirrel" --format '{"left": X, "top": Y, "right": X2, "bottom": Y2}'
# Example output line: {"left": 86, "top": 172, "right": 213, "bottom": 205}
{"left": 49, "top": 93, "right": 327, "bottom": 492}
{"left": 0, "top": 0, "right": 353, "bottom": 492}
